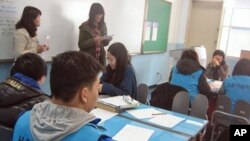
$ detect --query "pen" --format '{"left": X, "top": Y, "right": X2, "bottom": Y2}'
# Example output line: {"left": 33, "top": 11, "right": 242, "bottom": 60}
{"left": 152, "top": 113, "right": 166, "bottom": 115}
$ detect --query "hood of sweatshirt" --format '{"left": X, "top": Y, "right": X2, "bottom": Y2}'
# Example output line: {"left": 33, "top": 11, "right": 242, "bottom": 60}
{"left": 30, "top": 101, "right": 96, "bottom": 141}
{"left": 176, "top": 58, "right": 205, "bottom": 75}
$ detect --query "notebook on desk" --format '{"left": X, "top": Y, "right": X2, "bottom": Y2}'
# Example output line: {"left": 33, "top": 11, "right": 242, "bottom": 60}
{"left": 96, "top": 95, "right": 140, "bottom": 113}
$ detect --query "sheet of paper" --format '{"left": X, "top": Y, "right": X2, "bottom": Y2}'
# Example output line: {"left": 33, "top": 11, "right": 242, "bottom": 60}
{"left": 127, "top": 108, "right": 163, "bottom": 119}
{"left": 144, "top": 21, "right": 152, "bottom": 41}
{"left": 151, "top": 22, "right": 159, "bottom": 41}
{"left": 185, "top": 120, "right": 203, "bottom": 127}
{"left": 90, "top": 108, "right": 118, "bottom": 124}
{"left": 208, "top": 80, "right": 222, "bottom": 92}
{"left": 148, "top": 114, "right": 185, "bottom": 128}
{"left": 113, "top": 124, "right": 154, "bottom": 141}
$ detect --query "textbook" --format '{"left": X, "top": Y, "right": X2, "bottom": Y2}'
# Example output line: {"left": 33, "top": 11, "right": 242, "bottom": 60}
{"left": 96, "top": 95, "right": 140, "bottom": 113}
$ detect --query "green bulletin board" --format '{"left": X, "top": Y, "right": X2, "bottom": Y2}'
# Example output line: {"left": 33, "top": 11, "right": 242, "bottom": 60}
{"left": 142, "top": 0, "right": 171, "bottom": 53}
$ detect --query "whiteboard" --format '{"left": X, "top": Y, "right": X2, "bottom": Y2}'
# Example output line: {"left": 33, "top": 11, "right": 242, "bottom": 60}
{"left": 0, "top": 0, "right": 145, "bottom": 61}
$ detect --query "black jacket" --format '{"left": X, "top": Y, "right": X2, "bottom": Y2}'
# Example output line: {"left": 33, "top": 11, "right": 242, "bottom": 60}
{"left": 0, "top": 77, "right": 49, "bottom": 128}
{"left": 150, "top": 82, "right": 187, "bottom": 110}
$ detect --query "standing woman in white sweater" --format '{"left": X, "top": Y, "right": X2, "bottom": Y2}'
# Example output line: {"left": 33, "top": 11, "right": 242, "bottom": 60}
{"left": 14, "top": 6, "right": 48, "bottom": 56}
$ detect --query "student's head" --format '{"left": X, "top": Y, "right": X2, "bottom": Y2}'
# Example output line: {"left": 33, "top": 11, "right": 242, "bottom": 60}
{"left": 88, "top": 3, "right": 105, "bottom": 28}
{"left": 106, "top": 42, "right": 130, "bottom": 86}
{"left": 16, "top": 6, "right": 41, "bottom": 37}
{"left": 107, "top": 42, "right": 129, "bottom": 70}
{"left": 181, "top": 49, "right": 199, "bottom": 63}
{"left": 212, "top": 50, "right": 225, "bottom": 65}
{"left": 50, "top": 51, "right": 103, "bottom": 112}
{"left": 232, "top": 59, "right": 250, "bottom": 76}
{"left": 10, "top": 53, "right": 47, "bottom": 84}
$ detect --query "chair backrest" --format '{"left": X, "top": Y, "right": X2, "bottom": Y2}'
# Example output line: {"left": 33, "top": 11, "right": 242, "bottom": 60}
{"left": 172, "top": 91, "right": 190, "bottom": 115}
{"left": 234, "top": 100, "right": 250, "bottom": 120}
{"left": 190, "top": 94, "right": 208, "bottom": 119}
{"left": 137, "top": 83, "right": 149, "bottom": 104}
{"left": 215, "top": 95, "right": 231, "bottom": 113}
{"left": 211, "top": 111, "right": 249, "bottom": 128}
{"left": 0, "top": 124, "right": 13, "bottom": 141}
{"left": 210, "top": 110, "right": 249, "bottom": 141}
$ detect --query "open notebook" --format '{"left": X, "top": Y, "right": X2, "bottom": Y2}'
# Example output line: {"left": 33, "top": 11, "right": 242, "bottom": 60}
{"left": 96, "top": 95, "right": 140, "bottom": 113}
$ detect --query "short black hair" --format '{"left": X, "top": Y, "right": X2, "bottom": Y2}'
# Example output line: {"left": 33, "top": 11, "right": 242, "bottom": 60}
{"left": 50, "top": 51, "right": 103, "bottom": 103}
{"left": 10, "top": 53, "right": 47, "bottom": 81}
{"left": 232, "top": 58, "right": 250, "bottom": 76}
{"left": 16, "top": 6, "right": 41, "bottom": 37}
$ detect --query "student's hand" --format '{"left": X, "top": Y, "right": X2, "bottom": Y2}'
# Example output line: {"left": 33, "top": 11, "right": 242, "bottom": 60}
{"left": 103, "top": 35, "right": 113, "bottom": 41}
{"left": 212, "top": 58, "right": 220, "bottom": 67}
{"left": 43, "top": 45, "right": 49, "bottom": 51}
{"left": 37, "top": 45, "right": 49, "bottom": 53}
{"left": 94, "top": 36, "right": 104, "bottom": 43}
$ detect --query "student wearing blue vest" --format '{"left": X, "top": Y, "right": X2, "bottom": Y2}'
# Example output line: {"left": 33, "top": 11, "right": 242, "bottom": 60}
{"left": 220, "top": 58, "right": 250, "bottom": 112}
{"left": 13, "top": 51, "right": 113, "bottom": 141}
{"left": 169, "top": 49, "right": 211, "bottom": 102}
{"left": 99, "top": 42, "right": 137, "bottom": 99}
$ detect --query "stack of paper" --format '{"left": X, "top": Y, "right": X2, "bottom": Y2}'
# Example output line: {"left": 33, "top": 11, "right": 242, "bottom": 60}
{"left": 96, "top": 96, "right": 139, "bottom": 112}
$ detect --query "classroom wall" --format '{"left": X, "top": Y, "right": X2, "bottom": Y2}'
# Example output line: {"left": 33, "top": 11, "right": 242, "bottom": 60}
{"left": 218, "top": 0, "right": 250, "bottom": 73}
{"left": 0, "top": 0, "right": 189, "bottom": 95}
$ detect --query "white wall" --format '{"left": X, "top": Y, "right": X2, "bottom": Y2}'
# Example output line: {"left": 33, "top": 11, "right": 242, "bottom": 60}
{"left": 0, "top": 0, "right": 190, "bottom": 87}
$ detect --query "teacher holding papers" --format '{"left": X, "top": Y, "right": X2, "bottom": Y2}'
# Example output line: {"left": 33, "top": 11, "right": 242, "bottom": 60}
{"left": 78, "top": 3, "right": 112, "bottom": 66}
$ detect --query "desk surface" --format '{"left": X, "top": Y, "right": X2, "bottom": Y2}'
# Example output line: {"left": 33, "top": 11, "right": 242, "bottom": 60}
{"left": 100, "top": 115, "right": 190, "bottom": 141}
{"left": 118, "top": 104, "right": 208, "bottom": 138}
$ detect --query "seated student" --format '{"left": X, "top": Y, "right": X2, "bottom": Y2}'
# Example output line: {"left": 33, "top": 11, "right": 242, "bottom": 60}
{"left": 13, "top": 51, "right": 112, "bottom": 141}
{"left": 169, "top": 49, "right": 211, "bottom": 102}
{"left": 0, "top": 53, "right": 49, "bottom": 128}
{"left": 205, "top": 50, "right": 229, "bottom": 81}
{"left": 219, "top": 58, "right": 250, "bottom": 112}
{"left": 99, "top": 42, "right": 137, "bottom": 99}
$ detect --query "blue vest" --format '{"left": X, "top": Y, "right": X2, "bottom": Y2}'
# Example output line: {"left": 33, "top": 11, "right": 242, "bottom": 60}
{"left": 13, "top": 111, "right": 106, "bottom": 141}
{"left": 224, "top": 75, "right": 250, "bottom": 112}
{"left": 170, "top": 66, "right": 203, "bottom": 102}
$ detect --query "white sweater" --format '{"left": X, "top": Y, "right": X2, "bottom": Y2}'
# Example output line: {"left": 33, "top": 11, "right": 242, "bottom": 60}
{"left": 14, "top": 28, "right": 38, "bottom": 56}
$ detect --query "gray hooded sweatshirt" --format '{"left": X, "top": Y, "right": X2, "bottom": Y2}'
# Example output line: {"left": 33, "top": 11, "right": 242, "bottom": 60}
{"left": 30, "top": 101, "right": 96, "bottom": 141}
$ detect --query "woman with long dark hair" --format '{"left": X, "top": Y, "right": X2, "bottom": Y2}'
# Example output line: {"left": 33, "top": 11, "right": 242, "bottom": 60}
{"left": 15, "top": 6, "right": 48, "bottom": 56}
{"left": 99, "top": 42, "right": 137, "bottom": 99}
{"left": 78, "top": 3, "right": 112, "bottom": 66}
